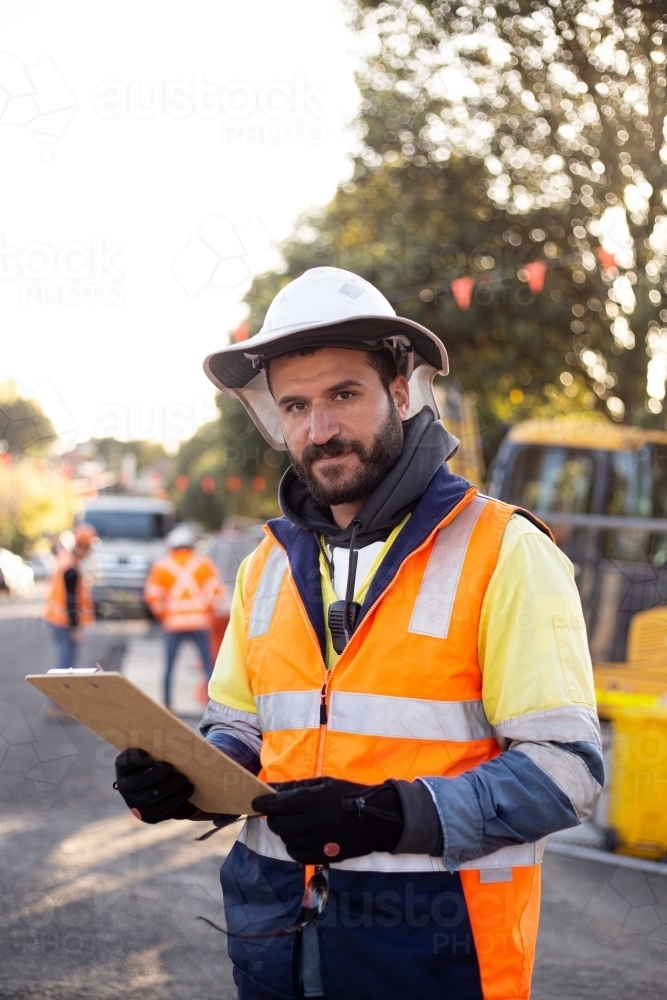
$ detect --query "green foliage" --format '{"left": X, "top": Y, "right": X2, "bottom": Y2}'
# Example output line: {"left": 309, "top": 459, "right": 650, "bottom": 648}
{"left": 352, "top": 0, "right": 667, "bottom": 420}
{"left": 90, "top": 437, "right": 168, "bottom": 472}
{"left": 0, "top": 382, "right": 56, "bottom": 455}
{"left": 0, "top": 458, "right": 76, "bottom": 554}
{"left": 244, "top": 0, "right": 667, "bottom": 456}
{"left": 170, "top": 394, "right": 287, "bottom": 529}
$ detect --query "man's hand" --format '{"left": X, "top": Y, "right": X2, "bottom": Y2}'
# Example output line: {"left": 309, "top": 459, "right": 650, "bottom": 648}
{"left": 252, "top": 777, "right": 404, "bottom": 865}
{"left": 114, "top": 748, "right": 195, "bottom": 824}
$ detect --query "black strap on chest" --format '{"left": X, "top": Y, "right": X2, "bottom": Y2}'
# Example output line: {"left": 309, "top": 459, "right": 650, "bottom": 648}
{"left": 318, "top": 519, "right": 363, "bottom": 654}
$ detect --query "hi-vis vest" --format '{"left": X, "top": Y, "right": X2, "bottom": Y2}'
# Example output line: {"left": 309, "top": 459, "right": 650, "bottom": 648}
{"left": 144, "top": 549, "right": 225, "bottom": 632}
{"left": 44, "top": 553, "right": 94, "bottom": 628}
{"left": 223, "top": 490, "right": 545, "bottom": 1000}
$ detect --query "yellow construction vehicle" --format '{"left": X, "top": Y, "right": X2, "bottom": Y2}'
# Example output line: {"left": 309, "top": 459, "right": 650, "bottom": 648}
{"left": 488, "top": 417, "right": 667, "bottom": 663}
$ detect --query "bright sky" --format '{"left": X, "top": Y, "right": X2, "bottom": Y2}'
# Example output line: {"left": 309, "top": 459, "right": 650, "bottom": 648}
{"left": 0, "top": 1, "right": 361, "bottom": 450}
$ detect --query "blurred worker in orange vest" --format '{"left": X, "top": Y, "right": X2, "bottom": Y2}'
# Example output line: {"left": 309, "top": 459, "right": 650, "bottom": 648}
{"left": 144, "top": 524, "right": 225, "bottom": 710}
{"left": 44, "top": 523, "right": 97, "bottom": 669}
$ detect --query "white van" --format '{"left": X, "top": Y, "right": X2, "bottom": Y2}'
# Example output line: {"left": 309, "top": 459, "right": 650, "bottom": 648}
{"left": 82, "top": 496, "right": 175, "bottom": 618}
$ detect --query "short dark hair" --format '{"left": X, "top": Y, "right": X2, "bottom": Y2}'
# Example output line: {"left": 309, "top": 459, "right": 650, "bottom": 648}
{"left": 266, "top": 346, "right": 397, "bottom": 395}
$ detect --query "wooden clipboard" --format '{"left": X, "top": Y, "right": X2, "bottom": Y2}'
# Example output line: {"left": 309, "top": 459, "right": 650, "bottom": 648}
{"left": 26, "top": 670, "right": 272, "bottom": 815}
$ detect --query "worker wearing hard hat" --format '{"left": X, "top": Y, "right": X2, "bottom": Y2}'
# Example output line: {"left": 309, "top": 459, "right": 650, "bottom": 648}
{"left": 144, "top": 524, "right": 225, "bottom": 710}
{"left": 44, "top": 523, "right": 97, "bottom": 669}
{"left": 115, "top": 268, "right": 603, "bottom": 1000}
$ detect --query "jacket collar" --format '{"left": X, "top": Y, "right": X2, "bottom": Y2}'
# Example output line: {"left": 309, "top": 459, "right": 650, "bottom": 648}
{"left": 266, "top": 465, "right": 473, "bottom": 659}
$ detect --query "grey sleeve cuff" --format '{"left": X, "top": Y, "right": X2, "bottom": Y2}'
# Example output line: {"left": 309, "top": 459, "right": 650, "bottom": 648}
{"left": 420, "top": 775, "right": 485, "bottom": 872}
{"left": 390, "top": 779, "right": 443, "bottom": 856}
{"left": 199, "top": 699, "right": 263, "bottom": 758}
{"left": 420, "top": 744, "right": 592, "bottom": 872}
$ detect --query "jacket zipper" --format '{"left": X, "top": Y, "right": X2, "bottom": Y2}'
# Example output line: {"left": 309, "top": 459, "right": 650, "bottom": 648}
{"left": 315, "top": 675, "right": 330, "bottom": 775}
{"left": 264, "top": 488, "right": 478, "bottom": 778}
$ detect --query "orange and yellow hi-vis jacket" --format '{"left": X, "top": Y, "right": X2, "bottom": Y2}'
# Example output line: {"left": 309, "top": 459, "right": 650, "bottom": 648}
{"left": 206, "top": 472, "right": 601, "bottom": 1000}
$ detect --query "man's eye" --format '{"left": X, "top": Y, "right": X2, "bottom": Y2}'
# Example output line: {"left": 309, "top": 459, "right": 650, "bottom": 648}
{"left": 288, "top": 402, "right": 306, "bottom": 412}
{"left": 337, "top": 391, "right": 354, "bottom": 400}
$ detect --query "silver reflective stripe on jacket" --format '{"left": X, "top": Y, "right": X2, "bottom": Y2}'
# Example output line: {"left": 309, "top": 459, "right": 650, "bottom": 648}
{"left": 237, "top": 817, "right": 545, "bottom": 873}
{"left": 328, "top": 691, "right": 493, "bottom": 742}
{"left": 494, "top": 705, "right": 602, "bottom": 748}
{"left": 248, "top": 546, "right": 288, "bottom": 638}
{"left": 255, "top": 690, "right": 320, "bottom": 731}
{"left": 409, "top": 495, "right": 487, "bottom": 638}
{"left": 513, "top": 741, "right": 602, "bottom": 822}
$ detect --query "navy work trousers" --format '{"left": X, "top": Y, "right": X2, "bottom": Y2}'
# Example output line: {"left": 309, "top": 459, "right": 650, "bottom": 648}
{"left": 49, "top": 625, "right": 80, "bottom": 670}
{"left": 164, "top": 627, "right": 213, "bottom": 706}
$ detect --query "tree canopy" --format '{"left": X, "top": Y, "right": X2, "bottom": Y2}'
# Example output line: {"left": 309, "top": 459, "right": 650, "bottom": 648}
{"left": 0, "top": 458, "right": 76, "bottom": 554}
{"left": 0, "top": 381, "right": 56, "bottom": 455}
{"left": 244, "top": 0, "right": 667, "bottom": 460}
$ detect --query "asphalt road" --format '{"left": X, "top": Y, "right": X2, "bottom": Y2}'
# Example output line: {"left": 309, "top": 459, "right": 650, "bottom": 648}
{"left": 0, "top": 596, "right": 665, "bottom": 999}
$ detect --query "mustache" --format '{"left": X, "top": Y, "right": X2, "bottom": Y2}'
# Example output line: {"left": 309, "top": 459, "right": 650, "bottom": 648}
{"left": 300, "top": 437, "right": 366, "bottom": 468}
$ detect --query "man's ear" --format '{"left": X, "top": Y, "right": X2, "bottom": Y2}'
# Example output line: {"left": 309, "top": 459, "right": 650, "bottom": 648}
{"left": 390, "top": 375, "right": 410, "bottom": 420}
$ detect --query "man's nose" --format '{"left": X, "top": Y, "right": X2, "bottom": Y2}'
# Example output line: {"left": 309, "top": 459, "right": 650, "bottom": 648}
{"left": 309, "top": 405, "right": 339, "bottom": 445}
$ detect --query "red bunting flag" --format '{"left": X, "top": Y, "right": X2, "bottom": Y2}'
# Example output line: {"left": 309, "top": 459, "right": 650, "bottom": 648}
{"left": 523, "top": 260, "right": 547, "bottom": 294}
{"left": 232, "top": 322, "right": 250, "bottom": 342}
{"left": 596, "top": 247, "right": 617, "bottom": 270}
{"left": 451, "top": 276, "right": 475, "bottom": 309}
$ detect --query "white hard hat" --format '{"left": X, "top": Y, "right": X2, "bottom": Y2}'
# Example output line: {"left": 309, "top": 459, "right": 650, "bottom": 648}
{"left": 166, "top": 524, "right": 196, "bottom": 549}
{"left": 203, "top": 267, "right": 448, "bottom": 449}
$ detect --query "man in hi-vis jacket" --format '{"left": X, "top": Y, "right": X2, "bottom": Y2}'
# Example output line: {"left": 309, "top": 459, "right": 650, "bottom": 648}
{"left": 115, "top": 267, "right": 602, "bottom": 1000}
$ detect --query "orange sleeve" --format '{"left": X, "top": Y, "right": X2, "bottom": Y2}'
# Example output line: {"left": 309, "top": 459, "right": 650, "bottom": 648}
{"left": 199, "top": 556, "right": 226, "bottom": 609}
{"left": 144, "top": 561, "right": 168, "bottom": 616}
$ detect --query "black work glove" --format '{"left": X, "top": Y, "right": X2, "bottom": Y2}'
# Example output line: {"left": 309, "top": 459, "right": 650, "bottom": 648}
{"left": 114, "top": 748, "right": 195, "bottom": 824}
{"left": 252, "top": 777, "right": 404, "bottom": 865}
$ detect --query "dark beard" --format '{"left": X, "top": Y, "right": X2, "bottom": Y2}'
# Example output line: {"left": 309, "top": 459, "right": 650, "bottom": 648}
{"left": 287, "top": 402, "right": 404, "bottom": 507}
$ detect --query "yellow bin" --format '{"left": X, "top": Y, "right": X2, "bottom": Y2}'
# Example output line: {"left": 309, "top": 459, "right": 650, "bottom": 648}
{"left": 606, "top": 704, "right": 667, "bottom": 859}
